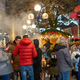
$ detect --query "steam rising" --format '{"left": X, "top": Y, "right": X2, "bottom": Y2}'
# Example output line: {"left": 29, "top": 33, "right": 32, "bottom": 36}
{"left": 0, "top": 2, "right": 41, "bottom": 42}
{"left": 2, "top": 11, "right": 39, "bottom": 41}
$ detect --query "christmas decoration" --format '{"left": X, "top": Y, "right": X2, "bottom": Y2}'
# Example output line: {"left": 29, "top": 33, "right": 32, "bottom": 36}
{"left": 41, "top": 28, "right": 72, "bottom": 36}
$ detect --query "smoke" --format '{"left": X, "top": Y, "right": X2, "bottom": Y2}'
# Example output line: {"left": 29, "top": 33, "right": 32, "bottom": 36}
{"left": 2, "top": 11, "right": 37, "bottom": 41}
{"left": 0, "top": 1, "right": 41, "bottom": 43}
{"left": 30, "top": 33, "right": 41, "bottom": 40}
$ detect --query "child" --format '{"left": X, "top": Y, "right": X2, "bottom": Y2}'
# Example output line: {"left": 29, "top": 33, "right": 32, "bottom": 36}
{"left": 47, "top": 52, "right": 58, "bottom": 80}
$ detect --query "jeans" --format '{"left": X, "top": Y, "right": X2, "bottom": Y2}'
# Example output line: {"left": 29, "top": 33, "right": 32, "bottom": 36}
{"left": 1, "top": 76, "right": 10, "bottom": 80}
{"left": 59, "top": 71, "right": 70, "bottom": 80}
{"left": 20, "top": 65, "right": 34, "bottom": 80}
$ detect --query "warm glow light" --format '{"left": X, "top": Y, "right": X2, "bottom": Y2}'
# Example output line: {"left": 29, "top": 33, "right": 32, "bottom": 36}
{"left": 34, "top": 5, "right": 41, "bottom": 11}
{"left": 4, "top": 38, "right": 6, "bottom": 47}
{"left": 27, "top": 20, "right": 31, "bottom": 24}
{"left": 0, "top": 33, "right": 2, "bottom": 35}
{"left": 4, "top": 33, "right": 6, "bottom": 35}
{"left": 12, "top": 24, "right": 15, "bottom": 40}
{"left": 60, "top": 34, "right": 62, "bottom": 37}
{"left": 45, "top": 35, "right": 48, "bottom": 38}
{"left": 32, "top": 24, "right": 36, "bottom": 28}
{"left": 23, "top": 25, "right": 27, "bottom": 29}
{"left": 42, "top": 13, "right": 48, "bottom": 19}
{"left": 56, "top": 35, "right": 58, "bottom": 37}
{"left": 72, "top": 36, "right": 74, "bottom": 38}
{"left": 28, "top": 13, "right": 34, "bottom": 19}
{"left": 40, "top": 35, "right": 43, "bottom": 38}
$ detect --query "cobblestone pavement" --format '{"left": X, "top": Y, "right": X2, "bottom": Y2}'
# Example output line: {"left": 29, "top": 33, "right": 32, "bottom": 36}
{"left": 17, "top": 75, "right": 77, "bottom": 80}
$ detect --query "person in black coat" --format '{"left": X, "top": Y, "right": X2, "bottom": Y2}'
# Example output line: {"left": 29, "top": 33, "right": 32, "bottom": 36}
{"left": 33, "top": 39, "right": 42, "bottom": 80}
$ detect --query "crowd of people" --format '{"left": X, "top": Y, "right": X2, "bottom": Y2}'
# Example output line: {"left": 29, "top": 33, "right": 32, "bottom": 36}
{"left": 0, "top": 35, "right": 42, "bottom": 80}
{"left": 0, "top": 35, "right": 80, "bottom": 80}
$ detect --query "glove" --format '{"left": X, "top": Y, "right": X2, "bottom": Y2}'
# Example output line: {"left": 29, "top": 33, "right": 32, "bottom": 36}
{"left": 75, "top": 54, "right": 79, "bottom": 59}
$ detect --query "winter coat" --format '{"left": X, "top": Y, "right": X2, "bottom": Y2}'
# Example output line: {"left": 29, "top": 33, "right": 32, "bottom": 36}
{"left": 13, "top": 38, "right": 37, "bottom": 66}
{"left": 0, "top": 48, "right": 13, "bottom": 76}
{"left": 71, "top": 49, "right": 80, "bottom": 72}
{"left": 47, "top": 58, "right": 58, "bottom": 75}
{"left": 7, "top": 43, "right": 20, "bottom": 71}
{"left": 33, "top": 48, "right": 42, "bottom": 68}
{"left": 53, "top": 44, "right": 73, "bottom": 72}
{"left": 33, "top": 39, "right": 42, "bottom": 69}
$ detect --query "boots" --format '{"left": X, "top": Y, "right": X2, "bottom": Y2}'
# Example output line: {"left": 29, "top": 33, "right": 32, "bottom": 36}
{"left": 54, "top": 75, "right": 59, "bottom": 80}
{"left": 50, "top": 75, "right": 52, "bottom": 80}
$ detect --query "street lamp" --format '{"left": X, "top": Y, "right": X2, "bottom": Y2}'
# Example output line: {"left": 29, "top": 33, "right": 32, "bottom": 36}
{"left": 27, "top": 20, "right": 31, "bottom": 24}
{"left": 34, "top": 5, "right": 41, "bottom": 11}
{"left": 34, "top": 5, "right": 41, "bottom": 32}
{"left": 28, "top": 13, "right": 34, "bottom": 19}
{"left": 32, "top": 24, "right": 36, "bottom": 28}
{"left": 34, "top": 5, "right": 48, "bottom": 32}
{"left": 42, "top": 13, "right": 48, "bottom": 19}
{"left": 22, "top": 24, "right": 36, "bottom": 36}
{"left": 27, "top": 5, "right": 48, "bottom": 32}
{"left": 23, "top": 25, "right": 27, "bottom": 29}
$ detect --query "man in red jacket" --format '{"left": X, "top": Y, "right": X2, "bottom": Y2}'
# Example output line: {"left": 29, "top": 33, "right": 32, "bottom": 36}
{"left": 13, "top": 35, "right": 37, "bottom": 80}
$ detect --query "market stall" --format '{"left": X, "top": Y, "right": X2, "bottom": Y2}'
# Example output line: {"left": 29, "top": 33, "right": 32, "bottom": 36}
{"left": 39, "top": 28, "right": 72, "bottom": 48}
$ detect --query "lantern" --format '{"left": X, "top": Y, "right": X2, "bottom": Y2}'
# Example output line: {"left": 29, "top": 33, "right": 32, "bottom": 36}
{"left": 42, "top": 13, "right": 48, "bottom": 19}
{"left": 27, "top": 20, "right": 31, "bottom": 24}
{"left": 28, "top": 13, "right": 34, "bottom": 19}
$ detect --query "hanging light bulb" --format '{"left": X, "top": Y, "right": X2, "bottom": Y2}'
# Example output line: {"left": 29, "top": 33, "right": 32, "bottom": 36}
{"left": 23, "top": 25, "right": 27, "bottom": 29}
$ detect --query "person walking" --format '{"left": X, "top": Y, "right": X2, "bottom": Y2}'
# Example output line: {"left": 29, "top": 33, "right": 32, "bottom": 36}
{"left": 13, "top": 35, "right": 37, "bottom": 80}
{"left": 7, "top": 36, "right": 21, "bottom": 80}
{"left": 53, "top": 38, "right": 72, "bottom": 80}
{"left": 33, "top": 39, "right": 42, "bottom": 80}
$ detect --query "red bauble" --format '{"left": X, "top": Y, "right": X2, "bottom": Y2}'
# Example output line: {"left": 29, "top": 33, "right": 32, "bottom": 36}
{"left": 51, "top": 31, "right": 54, "bottom": 34}
{"left": 63, "top": 34, "right": 64, "bottom": 35}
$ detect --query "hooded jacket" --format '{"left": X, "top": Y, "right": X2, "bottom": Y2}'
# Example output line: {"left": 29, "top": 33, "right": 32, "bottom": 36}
{"left": 53, "top": 44, "right": 72, "bottom": 72}
{"left": 13, "top": 38, "right": 37, "bottom": 66}
{"left": 0, "top": 48, "right": 13, "bottom": 75}
{"left": 33, "top": 39, "right": 42, "bottom": 68}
